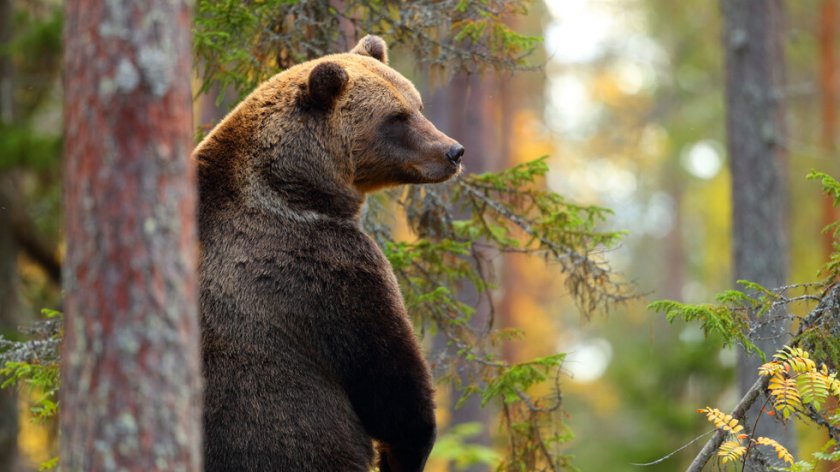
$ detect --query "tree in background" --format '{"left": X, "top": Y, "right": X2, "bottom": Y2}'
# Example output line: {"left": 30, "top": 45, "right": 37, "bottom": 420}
{"left": 536, "top": 0, "right": 840, "bottom": 469}
{"left": 722, "top": 0, "right": 793, "bottom": 466}
{"left": 0, "top": 0, "right": 62, "bottom": 469}
{"left": 0, "top": 0, "right": 20, "bottom": 468}
{"left": 60, "top": 1, "right": 201, "bottom": 469}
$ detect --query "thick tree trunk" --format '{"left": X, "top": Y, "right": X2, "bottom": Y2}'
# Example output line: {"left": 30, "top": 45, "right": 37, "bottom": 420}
{"left": 722, "top": 0, "right": 793, "bottom": 467}
{"left": 0, "top": 0, "right": 20, "bottom": 467}
{"left": 61, "top": 1, "right": 202, "bottom": 470}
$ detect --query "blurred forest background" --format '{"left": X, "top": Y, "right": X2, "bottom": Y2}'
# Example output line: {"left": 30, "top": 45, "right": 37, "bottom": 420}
{"left": 1, "top": 0, "right": 838, "bottom": 471}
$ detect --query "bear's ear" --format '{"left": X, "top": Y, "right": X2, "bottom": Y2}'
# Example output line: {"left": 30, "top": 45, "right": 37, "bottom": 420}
{"left": 304, "top": 62, "right": 349, "bottom": 110}
{"left": 350, "top": 35, "right": 388, "bottom": 64}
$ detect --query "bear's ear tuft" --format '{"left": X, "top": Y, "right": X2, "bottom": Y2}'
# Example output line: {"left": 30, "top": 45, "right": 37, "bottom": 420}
{"left": 305, "top": 62, "right": 349, "bottom": 110}
{"left": 350, "top": 35, "right": 388, "bottom": 64}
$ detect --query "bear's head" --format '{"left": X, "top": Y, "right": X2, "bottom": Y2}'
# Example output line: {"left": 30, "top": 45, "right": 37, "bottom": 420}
{"left": 196, "top": 35, "right": 463, "bottom": 219}
{"left": 302, "top": 35, "right": 463, "bottom": 192}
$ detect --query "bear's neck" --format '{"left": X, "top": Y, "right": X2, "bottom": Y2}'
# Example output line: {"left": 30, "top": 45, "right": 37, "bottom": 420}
{"left": 262, "top": 166, "right": 365, "bottom": 221}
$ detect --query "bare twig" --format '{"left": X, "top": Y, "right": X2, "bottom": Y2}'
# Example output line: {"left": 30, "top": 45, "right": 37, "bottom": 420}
{"left": 630, "top": 430, "right": 714, "bottom": 467}
{"left": 686, "top": 375, "right": 770, "bottom": 472}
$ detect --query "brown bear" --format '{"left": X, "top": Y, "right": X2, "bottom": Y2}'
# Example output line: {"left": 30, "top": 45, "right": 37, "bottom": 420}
{"left": 195, "top": 35, "right": 464, "bottom": 472}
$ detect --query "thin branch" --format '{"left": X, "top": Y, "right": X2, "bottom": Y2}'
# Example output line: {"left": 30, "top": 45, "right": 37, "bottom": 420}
{"left": 630, "top": 430, "right": 714, "bottom": 467}
{"left": 686, "top": 375, "right": 769, "bottom": 472}
{"left": 1, "top": 188, "right": 61, "bottom": 285}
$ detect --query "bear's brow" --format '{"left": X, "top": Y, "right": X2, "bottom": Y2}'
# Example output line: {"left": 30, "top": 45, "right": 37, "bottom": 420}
{"left": 386, "top": 80, "right": 421, "bottom": 111}
{"left": 365, "top": 65, "right": 422, "bottom": 111}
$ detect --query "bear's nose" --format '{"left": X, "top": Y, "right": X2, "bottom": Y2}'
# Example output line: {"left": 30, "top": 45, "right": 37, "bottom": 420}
{"left": 446, "top": 144, "right": 465, "bottom": 165}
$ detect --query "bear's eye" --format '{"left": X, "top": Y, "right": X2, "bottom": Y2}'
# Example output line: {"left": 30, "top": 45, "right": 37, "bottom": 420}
{"left": 388, "top": 112, "right": 410, "bottom": 123}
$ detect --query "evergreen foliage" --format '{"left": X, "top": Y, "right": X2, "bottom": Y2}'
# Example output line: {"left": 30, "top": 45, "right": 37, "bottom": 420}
{"left": 363, "top": 157, "right": 629, "bottom": 469}
{"left": 0, "top": 6, "right": 61, "bottom": 171}
{"left": 194, "top": 0, "right": 540, "bottom": 99}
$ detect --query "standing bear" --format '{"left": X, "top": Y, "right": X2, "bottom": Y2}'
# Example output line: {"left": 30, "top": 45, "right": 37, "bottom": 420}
{"left": 195, "top": 35, "right": 464, "bottom": 472}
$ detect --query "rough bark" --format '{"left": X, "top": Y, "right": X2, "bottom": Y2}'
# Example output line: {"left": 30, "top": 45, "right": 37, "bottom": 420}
{"left": 722, "top": 0, "right": 793, "bottom": 467}
{"left": 0, "top": 0, "right": 20, "bottom": 467}
{"left": 61, "top": 1, "right": 202, "bottom": 470}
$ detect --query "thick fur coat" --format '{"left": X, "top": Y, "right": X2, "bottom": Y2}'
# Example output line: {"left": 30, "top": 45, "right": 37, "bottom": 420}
{"left": 196, "top": 36, "right": 463, "bottom": 471}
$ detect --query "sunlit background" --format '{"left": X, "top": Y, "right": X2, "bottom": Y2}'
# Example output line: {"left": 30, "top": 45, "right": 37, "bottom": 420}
{"left": 2, "top": 0, "right": 837, "bottom": 470}
{"left": 421, "top": 0, "right": 834, "bottom": 469}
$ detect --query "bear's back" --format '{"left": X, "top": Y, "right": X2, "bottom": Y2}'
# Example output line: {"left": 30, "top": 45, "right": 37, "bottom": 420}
{"left": 200, "top": 208, "right": 388, "bottom": 471}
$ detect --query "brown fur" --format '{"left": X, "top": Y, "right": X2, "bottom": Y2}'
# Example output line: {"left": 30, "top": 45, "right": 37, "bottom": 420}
{"left": 196, "top": 35, "right": 462, "bottom": 471}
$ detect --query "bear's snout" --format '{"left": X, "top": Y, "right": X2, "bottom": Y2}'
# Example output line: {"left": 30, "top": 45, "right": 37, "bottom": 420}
{"left": 446, "top": 144, "right": 465, "bottom": 165}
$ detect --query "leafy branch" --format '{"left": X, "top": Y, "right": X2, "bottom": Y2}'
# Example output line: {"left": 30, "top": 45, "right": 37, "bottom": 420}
{"left": 194, "top": 0, "right": 541, "bottom": 100}
{"left": 361, "top": 156, "right": 631, "bottom": 470}
{"left": 690, "top": 342, "right": 840, "bottom": 470}
{"left": 0, "top": 309, "right": 62, "bottom": 470}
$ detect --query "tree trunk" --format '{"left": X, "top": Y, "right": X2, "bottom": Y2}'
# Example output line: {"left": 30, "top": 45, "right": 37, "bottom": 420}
{"left": 60, "top": 1, "right": 202, "bottom": 470}
{"left": 819, "top": 2, "right": 839, "bottom": 470}
{"left": 0, "top": 190, "right": 20, "bottom": 472}
{"left": 820, "top": 0, "right": 838, "bottom": 260}
{"left": 722, "top": 0, "right": 793, "bottom": 467}
{"left": 425, "top": 70, "right": 499, "bottom": 472}
{"left": 0, "top": 0, "right": 20, "bottom": 467}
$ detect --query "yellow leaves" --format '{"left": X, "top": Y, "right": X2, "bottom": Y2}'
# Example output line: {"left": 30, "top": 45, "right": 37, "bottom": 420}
{"left": 767, "top": 372, "right": 801, "bottom": 419}
{"left": 758, "top": 361, "right": 783, "bottom": 377}
{"left": 755, "top": 437, "right": 794, "bottom": 465}
{"left": 715, "top": 436, "right": 794, "bottom": 466}
{"left": 698, "top": 408, "right": 748, "bottom": 463}
{"left": 702, "top": 347, "right": 840, "bottom": 467}
{"left": 796, "top": 371, "right": 830, "bottom": 410}
{"left": 772, "top": 346, "right": 816, "bottom": 373}
{"left": 718, "top": 440, "right": 747, "bottom": 464}
{"left": 827, "top": 372, "right": 840, "bottom": 397}
{"left": 710, "top": 430, "right": 793, "bottom": 465}
{"left": 700, "top": 417, "right": 793, "bottom": 465}
{"left": 760, "top": 346, "right": 838, "bottom": 417}
{"left": 698, "top": 407, "right": 744, "bottom": 434}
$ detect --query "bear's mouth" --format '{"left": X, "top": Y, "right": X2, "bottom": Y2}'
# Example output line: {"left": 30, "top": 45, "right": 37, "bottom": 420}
{"left": 426, "top": 160, "right": 461, "bottom": 183}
